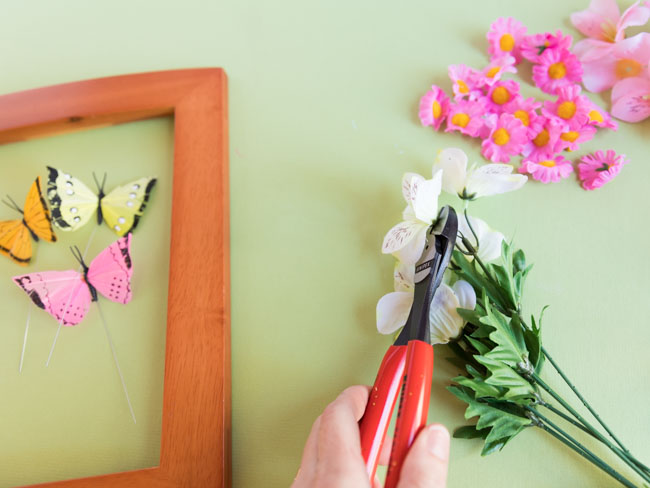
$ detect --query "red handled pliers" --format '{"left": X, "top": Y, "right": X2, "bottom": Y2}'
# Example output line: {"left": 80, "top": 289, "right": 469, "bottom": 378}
{"left": 359, "top": 205, "right": 458, "bottom": 487}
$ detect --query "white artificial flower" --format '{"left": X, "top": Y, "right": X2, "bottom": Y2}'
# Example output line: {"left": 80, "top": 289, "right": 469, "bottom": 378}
{"left": 381, "top": 171, "right": 442, "bottom": 264}
{"left": 429, "top": 280, "right": 477, "bottom": 344}
{"left": 376, "top": 261, "right": 414, "bottom": 335}
{"left": 432, "top": 147, "right": 527, "bottom": 200}
{"left": 457, "top": 214, "right": 505, "bottom": 263}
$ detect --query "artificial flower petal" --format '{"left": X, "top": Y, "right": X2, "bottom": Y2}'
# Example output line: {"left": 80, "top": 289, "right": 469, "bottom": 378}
{"left": 432, "top": 148, "right": 468, "bottom": 195}
{"left": 452, "top": 280, "right": 477, "bottom": 311}
{"left": 570, "top": 0, "right": 621, "bottom": 41}
{"left": 429, "top": 284, "right": 463, "bottom": 345}
{"left": 377, "top": 291, "right": 413, "bottom": 335}
{"left": 466, "top": 163, "right": 527, "bottom": 198}
{"left": 611, "top": 76, "right": 650, "bottom": 122}
{"left": 412, "top": 170, "right": 442, "bottom": 223}
{"left": 457, "top": 214, "right": 505, "bottom": 263}
{"left": 519, "top": 155, "right": 574, "bottom": 183}
{"left": 578, "top": 149, "right": 629, "bottom": 190}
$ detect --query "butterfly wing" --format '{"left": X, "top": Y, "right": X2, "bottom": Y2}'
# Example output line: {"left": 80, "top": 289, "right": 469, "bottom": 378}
{"left": 13, "top": 270, "right": 91, "bottom": 325}
{"left": 46, "top": 166, "right": 99, "bottom": 231}
{"left": 23, "top": 176, "right": 57, "bottom": 242}
{"left": 0, "top": 220, "right": 32, "bottom": 265}
{"left": 101, "top": 177, "right": 157, "bottom": 236}
{"left": 87, "top": 234, "right": 133, "bottom": 304}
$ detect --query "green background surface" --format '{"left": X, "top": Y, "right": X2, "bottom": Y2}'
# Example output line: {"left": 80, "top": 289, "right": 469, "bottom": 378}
{"left": 1, "top": 1, "right": 649, "bottom": 487}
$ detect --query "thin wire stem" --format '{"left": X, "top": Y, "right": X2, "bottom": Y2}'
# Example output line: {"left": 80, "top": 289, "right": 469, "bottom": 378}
{"left": 19, "top": 304, "right": 31, "bottom": 373}
{"left": 538, "top": 401, "right": 598, "bottom": 440}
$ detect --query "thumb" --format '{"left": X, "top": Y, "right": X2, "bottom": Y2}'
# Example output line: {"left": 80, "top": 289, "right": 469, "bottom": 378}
{"left": 396, "top": 424, "right": 450, "bottom": 488}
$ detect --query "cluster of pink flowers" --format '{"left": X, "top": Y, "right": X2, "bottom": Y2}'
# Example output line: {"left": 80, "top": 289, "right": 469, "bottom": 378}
{"left": 571, "top": 0, "right": 650, "bottom": 122}
{"left": 418, "top": 14, "right": 628, "bottom": 190}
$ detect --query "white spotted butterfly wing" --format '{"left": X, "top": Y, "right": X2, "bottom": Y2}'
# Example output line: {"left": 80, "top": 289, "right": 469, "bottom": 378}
{"left": 101, "top": 178, "right": 157, "bottom": 236}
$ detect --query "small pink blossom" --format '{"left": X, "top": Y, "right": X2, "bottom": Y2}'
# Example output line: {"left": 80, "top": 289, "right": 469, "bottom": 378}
{"left": 487, "top": 17, "right": 527, "bottom": 63}
{"left": 481, "top": 113, "right": 527, "bottom": 163}
{"left": 521, "top": 116, "right": 565, "bottom": 159}
{"left": 418, "top": 86, "right": 451, "bottom": 130}
{"left": 557, "top": 124, "right": 597, "bottom": 152}
{"left": 532, "top": 48, "right": 583, "bottom": 94}
{"left": 521, "top": 30, "right": 573, "bottom": 62}
{"left": 611, "top": 75, "right": 650, "bottom": 122}
{"left": 578, "top": 149, "right": 629, "bottom": 190}
{"left": 445, "top": 100, "right": 487, "bottom": 137}
{"left": 519, "top": 154, "right": 574, "bottom": 183}
{"left": 542, "top": 85, "right": 591, "bottom": 129}
{"left": 448, "top": 64, "right": 482, "bottom": 101}
{"left": 502, "top": 96, "right": 542, "bottom": 137}
{"left": 585, "top": 102, "right": 618, "bottom": 129}
{"left": 478, "top": 54, "right": 517, "bottom": 87}
{"left": 485, "top": 80, "right": 521, "bottom": 113}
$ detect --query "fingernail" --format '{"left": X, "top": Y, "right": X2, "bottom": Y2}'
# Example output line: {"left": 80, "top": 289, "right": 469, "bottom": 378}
{"left": 427, "top": 425, "right": 450, "bottom": 460}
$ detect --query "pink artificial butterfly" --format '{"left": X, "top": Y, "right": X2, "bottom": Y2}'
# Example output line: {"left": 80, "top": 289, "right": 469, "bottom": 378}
{"left": 13, "top": 234, "right": 133, "bottom": 325}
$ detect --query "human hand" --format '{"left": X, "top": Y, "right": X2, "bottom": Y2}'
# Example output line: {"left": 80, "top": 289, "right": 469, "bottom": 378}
{"left": 291, "top": 385, "right": 450, "bottom": 488}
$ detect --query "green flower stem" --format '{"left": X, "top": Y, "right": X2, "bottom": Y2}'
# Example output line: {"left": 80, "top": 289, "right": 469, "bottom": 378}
{"left": 532, "top": 373, "right": 650, "bottom": 485}
{"left": 539, "top": 401, "right": 599, "bottom": 441}
{"left": 528, "top": 407, "right": 639, "bottom": 488}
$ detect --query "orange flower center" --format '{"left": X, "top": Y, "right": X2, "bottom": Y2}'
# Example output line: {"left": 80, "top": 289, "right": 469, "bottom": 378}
{"left": 492, "top": 128, "right": 510, "bottom": 146}
{"left": 539, "top": 160, "right": 556, "bottom": 168}
{"left": 514, "top": 110, "right": 530, "bottom": 126}
{"left": 499, "top": 33, "right": 515, "bottom": 52}
{"left": 486, "top": 66, "right": 501, "bottom": 78}
{"left": 533, "top": 129, "right": 550, "bottom": 147}
{"left": 432, "top": 101, "right": 442, "bottom": 119}
{"left": 588, "top": 109, "right": 604, "bottom": 123}
{"left": 491, "top": 86, "right": 511, "bottom": 105}
{"left": 561, "top": 131, "right": 580, "bottom": 142}
{"left": 457, "top": 79, "right": 469, "bottom": 94}
{"left": 548, "top": 62, "right": 567, "bottom": 79}
{"left": 451, "top": 112, "right": 470, "bottom": 128}
{"left": 615, "top": 59, "right": 642, "bottom": 79}
{"left": 557, "top": 101, "right": 576, "bottom": 119}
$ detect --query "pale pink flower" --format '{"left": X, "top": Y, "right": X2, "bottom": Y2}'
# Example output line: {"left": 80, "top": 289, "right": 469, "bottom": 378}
{"left": 580, "top": 32, "right": 650, "bottom": 92}
{"left": 611, "top": 75, "right": 650, "bottom": 122}
{"left": 571, "top": 0, "right": 650, "bottom": 61}
{"left": 485, "top": 80, "right": 521, "bottom": 113}
{"left": 521, "top": 30, "right": 573, "bottom": 62}
{"left": 521, "top": 116, "right": 565, "bottom": 159}
{"left": 481, "top": 113, "right": 527, "bottom": 163}
{"left": 542, "top": 85, "right": 591, "bottom": 129}
{"left": 487, "top": 17, "right": 527, "bottom": 63}
{"left": 586, "top": 101, "right": 619, "bottom": 129}
{"left": 418, "top": 86, "right": 450, "bottom": 130}
{"left": 478, "top": 54, "right": 517, "bottom": 87}
{"left": 578, "top": 149, "right": 629, "bottom": 190}
{"left": 502, "top": 96, "right": 542, "bottom": 137}
{"left": 519, "top": 154, "right": 574, "bottom": 183}
{"left": 557, "top": 124, "right": 597, "bottom": 152}
{"left": 532, "top": 48, "right": 583, "bottom": 94}
{"left": 445, "top": 100, "right": 487, "bottom": 137}
{"left": 448, "top": 64, "right": 482, "bottom": 101}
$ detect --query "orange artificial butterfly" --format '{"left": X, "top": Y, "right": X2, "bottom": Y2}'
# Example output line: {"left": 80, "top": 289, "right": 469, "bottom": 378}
{"left": 0, "top": 176, "right": 57, "bottom": 265}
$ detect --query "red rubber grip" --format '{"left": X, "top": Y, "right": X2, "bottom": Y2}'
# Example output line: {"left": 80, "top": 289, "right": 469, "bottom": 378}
{"left": 359, "top": 345, "right": 407, "bottom": 481}
{"left": 384, "top": 340, "right": 434, "bottom": 488}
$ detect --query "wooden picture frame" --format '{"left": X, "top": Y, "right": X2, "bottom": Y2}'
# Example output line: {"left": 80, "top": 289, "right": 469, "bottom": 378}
{"left": 0, "top": 69, "right": 230, "bottom": 487}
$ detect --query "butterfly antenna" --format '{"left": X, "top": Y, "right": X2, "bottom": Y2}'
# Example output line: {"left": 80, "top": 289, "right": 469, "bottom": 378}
{"left": 70, "top": 245, "right": 83, "bottom": 266}
{"left": 2, "top": 195, "right": 23, "bottom": 214}
{"left": 92, "top": 172, "right": 101, "bottom": 193}
{"left": 101, "top": 172, "right": 107, "bottom": 192}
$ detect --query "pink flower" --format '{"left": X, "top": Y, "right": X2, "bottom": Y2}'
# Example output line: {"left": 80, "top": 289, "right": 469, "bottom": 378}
{"left": 542, "top": 85, "right": 591, "bottom": 129}
{"left": 585, "top": 102, "right": 618, "bottom": 129}
{"left": 521, "top": 30, "right": 573, "bottom": 62}
{"left": 418, "top": 86, "right": 450, "bottom": 130}
{"left": 448, "top": 64, "right": 482, "bottom": 101}
{"left": 579, "top": 32, "right": 650, "bottom": 92}
{"left": 481, "top": 113, "right": 527, "bottom": 163}
{"left": 532, "top": 48, "right": 583, "bottom": 94}
{"left": 578, "top": 149, "right": 629, "bottom": 190}
{"left": 519, "top": 154, "right": 574, "bottom": 183}
{"left": 611, "top": 75, "right": 650, "bottom": 122}
{"left": 502, "top": 96, "right": 542, "bottom": 136}
{"left": 487, "top": 18, "right": 527, "bottom": 63}
{"left": 557, "top": 124, "right": 597, "bottom": 152}
{"left": 478, "top": 54, "right": 517, "bottom": 87}
{"left": 521, "top": 116, "right": 565, "bottom": 159}
{"left": 445, "top": 100, "right": 487, "bottom": 137}
{"left": 485, "top": 80, "right": 521, "bottom": 113}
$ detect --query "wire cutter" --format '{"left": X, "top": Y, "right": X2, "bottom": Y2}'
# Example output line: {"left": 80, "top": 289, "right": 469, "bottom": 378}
{"left": 359, "top": 205, "right": 458, "bottom": 487}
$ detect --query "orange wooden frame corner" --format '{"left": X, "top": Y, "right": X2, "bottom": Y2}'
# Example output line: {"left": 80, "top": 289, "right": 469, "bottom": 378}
{"left": 0, "top": 68, "right": 230, "bottom": 488}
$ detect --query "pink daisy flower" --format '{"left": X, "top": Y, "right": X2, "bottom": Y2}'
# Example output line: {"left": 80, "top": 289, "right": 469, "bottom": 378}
{"left": 418, "top": 86, "right": 450, "bottom": 130}
{"left": 558, "top": 124, "right": 597, "bottom": 152}
{"left": 532, "top": 48, "right": 583, "bottom": 94}
{"left": 478, "top": 54, "right": 517, "bottom": 87}
{"left": 542, "top": 85, "right": 591, "bottom": 129}
{"left": 445, "top": 100, "right": 487, "bottom": 137}
{"left": 578, "top": 150, "right": 629, "bottom": 190}
{"left": 521, "top": 116, "right": 565, "bottom": 159}
{"left": 502, "top": 96, "right": 542, "bottom": 136}
{"left": 521, "top": 30, "right": 573, "bottom": 62}
{"left": 481, "top": 113, "right": 527, "bottom": 163}
{"left": 586, "top": 102, "right": 618, "bottom": 130}
{"left": 448, "top": 64, "right": 482, "bottom": 101}
{"left": 519, "top": 154, "right": 574, "bottom": 183}
{"left": 487, "top": 17, "right": 527, "bottom": 63}
{"left": 485, "top": 80, "right": 521, "bottom": 113}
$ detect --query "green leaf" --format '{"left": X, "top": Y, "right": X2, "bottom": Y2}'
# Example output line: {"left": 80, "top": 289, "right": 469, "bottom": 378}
{"left": 453, "top": 425, "right": 490, "bottom": 440}
{"left": 457, "top": 308, "right": 483, "bottom": 327}
{"left": 513, "top": 249, "right": 526, "bottom": 273}
{"left": 452, "top": 250, "right": 509, "bottom": 311}
{"left": 479, "top": 303, "right": 528, "bottom": 367}
{"left": 523, "top": 327, "right": 542, "bottom": 372}
{"left": 475, "top": 356, "right": 536, "bottom": 404}
{"left": 465, "top": 336, "right": 490, "bottom": 356}
{"left": 455, "top": 374, "right": 504, "bottom": 399}
{"left": 490, "top": 263, "right": 516, "bottom": 308}
{"left": 481, "top": 436, "right": 510, "bottom": 456}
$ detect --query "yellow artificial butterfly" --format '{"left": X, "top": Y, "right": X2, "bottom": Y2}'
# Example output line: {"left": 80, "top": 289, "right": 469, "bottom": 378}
{"left": 46, "top": 167, "right": 157, "bottom": 237}
{"left": 0, "top": 177, "right": 57, "bottom": 265}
